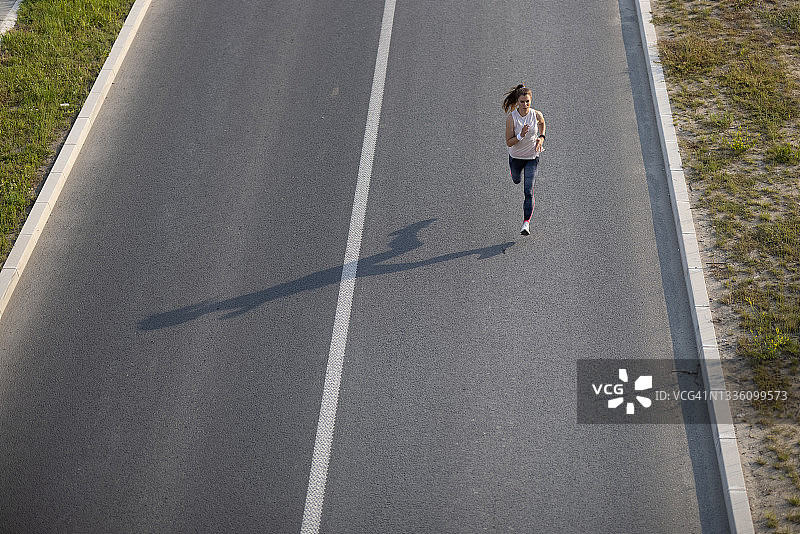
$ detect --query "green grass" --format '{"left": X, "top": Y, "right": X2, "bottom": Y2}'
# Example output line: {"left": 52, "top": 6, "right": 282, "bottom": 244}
{"left": 766, "top": 509, "right": 780, "bottom": 529}
{"left": 767, "top": 143, "right": 800, "bottom": 165}
{"left": 0, "top": 0, "right": 135, "bottom": 264}
{"left": 656, "top": 0, "right": 800, "bottom": 419}
{"left": 763, "top": 7, "right": 800, "bottom": 33}
{"left": 721, "top": 47, "right": 797, "bottom": 133}
{"left": 659, "top": 34, "right": 723, "bottom": 77}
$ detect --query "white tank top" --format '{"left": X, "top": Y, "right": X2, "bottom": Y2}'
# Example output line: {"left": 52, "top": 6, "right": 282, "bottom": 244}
{"left": 508, "top": 109, "right": 540, "bottom": 159}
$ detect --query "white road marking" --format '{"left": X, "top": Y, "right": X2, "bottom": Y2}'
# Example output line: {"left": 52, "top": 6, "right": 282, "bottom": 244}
{"left": 300, "top": 0, "right": 397, "bottom": 532}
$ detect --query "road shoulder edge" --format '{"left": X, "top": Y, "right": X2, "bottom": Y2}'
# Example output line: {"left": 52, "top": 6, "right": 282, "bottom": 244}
{"left": 0, "top": 0, "right": 153, "bottom": 320}
{"left": 634, "top": 1, "right": 755, "bottom": 532}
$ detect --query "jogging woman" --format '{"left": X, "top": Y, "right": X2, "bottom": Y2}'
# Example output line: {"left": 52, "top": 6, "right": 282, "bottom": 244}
{"left": 503, "top": 84, "right": 545, "bottom": 235}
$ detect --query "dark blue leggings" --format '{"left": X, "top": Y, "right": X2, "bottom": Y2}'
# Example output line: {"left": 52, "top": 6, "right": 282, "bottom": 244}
{"left": 509, "top": 156, "right": 539, "bottom": 221}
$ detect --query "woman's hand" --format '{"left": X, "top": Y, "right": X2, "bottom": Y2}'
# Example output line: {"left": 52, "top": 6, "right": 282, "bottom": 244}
{"left": 534, "top": 136, "right": 544, "bottom": 152}
{"left": 520, "top": 124, "right": 530, "bottom": 138}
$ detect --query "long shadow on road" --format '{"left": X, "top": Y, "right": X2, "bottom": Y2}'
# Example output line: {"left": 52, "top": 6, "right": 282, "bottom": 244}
{"left": 139, "top": 219, "right": 515, "bottom": 330}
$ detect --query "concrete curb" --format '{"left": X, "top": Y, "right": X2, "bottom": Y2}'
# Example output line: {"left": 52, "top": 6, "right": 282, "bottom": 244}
{"left": 0, "top": 0, "right": 23, "bottom": 37}
{"left": 634, "top": 1, "right": 755, "bottom": 533}
{"left": 0, "top": 0, "right": 153, "bottom": 321}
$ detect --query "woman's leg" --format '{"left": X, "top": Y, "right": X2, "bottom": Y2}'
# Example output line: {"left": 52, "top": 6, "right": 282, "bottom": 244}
{"left": 522, "top": 158, "right": 539, "bottom": 221}
{"left": 509, "top": 155, "right": 523, "bottom": 185}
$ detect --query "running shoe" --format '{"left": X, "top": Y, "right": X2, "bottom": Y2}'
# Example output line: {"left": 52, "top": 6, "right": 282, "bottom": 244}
{"left": 520, "top": 221, "right": 530, "bottom": 235}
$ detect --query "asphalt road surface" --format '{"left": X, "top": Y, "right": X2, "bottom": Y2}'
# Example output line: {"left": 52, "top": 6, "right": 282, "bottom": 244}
{"left": 0, "top": 0, "right": 730, "bottom": 532}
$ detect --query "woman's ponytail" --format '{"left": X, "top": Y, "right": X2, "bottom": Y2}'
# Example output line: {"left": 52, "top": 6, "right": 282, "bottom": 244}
{"left": 502, "top": 84, "right": 532, "bottom": 113}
